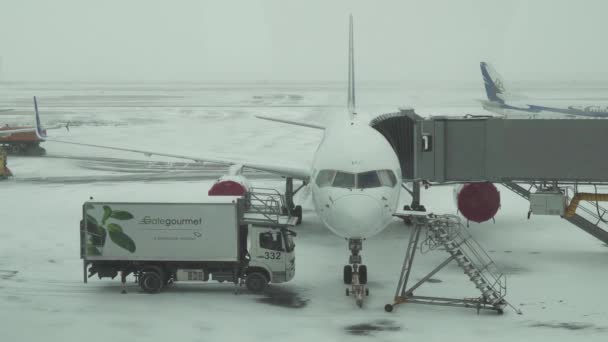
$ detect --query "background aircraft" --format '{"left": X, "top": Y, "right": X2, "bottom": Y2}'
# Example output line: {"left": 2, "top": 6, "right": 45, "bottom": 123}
{"left": 480, "top": 61, "right": 608, "bottom": 118}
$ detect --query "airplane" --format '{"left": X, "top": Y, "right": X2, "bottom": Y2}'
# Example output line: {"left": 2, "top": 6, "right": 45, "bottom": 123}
{"left": 34, "top": 16, "right": 402, "bottom": 307}
{"left": 480, "top": 61, "right": 608, "bottom": 118}
{"left": 1, "top": 100, "right": 70, "bottom": 155}
{"left": 0, "top": 125, "right": 40, "bottom": 137}
{"left": 0, "top": 102, "right": 48, "bottom": 154}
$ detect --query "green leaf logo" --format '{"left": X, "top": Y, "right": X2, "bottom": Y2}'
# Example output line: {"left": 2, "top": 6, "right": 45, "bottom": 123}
{"left": 86, "top": 245, "right": 101, "bottom": 256}
{"left": 92, "top": 206, "right": 137, "bottom": 253}
{"left": 102, "top": 206, "right": 112, "bottom": 225}
{"left": 86, "top": 214, "right": 106, "bottom": 246}
{"left": 86, "top": 214, "right": 98, "bottom": 226}
{"left": 107, "top": 223, "right": 123, "bottom": 233}
{"left": 110, "top": 211, "right": 133, "bottom": 220}
{"left": 109, "top": 230, "right": 136, "bottom": 253}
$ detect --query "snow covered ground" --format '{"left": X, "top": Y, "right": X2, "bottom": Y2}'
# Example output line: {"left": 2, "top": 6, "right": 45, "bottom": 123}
{"left": 1, "top": 81, "right": 608, "bottom": 341}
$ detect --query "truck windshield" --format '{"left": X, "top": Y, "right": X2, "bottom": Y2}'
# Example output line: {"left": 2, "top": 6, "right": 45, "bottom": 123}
{"left": 284, "top": 234, "right": 295, "bottom": 252}
{"left": 260, "top": 232, "right": 284, "bottom": 251}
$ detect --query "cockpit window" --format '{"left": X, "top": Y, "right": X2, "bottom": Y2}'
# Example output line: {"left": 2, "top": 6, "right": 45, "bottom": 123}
{"left": 333, "top": 171, "right": 355, "bottom": 188}
{"left": 316, "top": 169, "right": 397, "bottom": 189}
{"left": 357, "top": 170, "right": 397, "bottom": 188}
{"left": 315, "top": 170, "right": 336, "bottom": 187}
{"left": 357, "top": 171, "right": 381, "bottom": 188}
{"left": 377, "top": 170, "right": 398, "bottom": 187}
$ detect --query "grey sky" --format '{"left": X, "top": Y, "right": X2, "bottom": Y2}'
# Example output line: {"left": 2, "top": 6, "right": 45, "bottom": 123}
{"left": 1, "top": 0, "right": 607, "bottom": 82}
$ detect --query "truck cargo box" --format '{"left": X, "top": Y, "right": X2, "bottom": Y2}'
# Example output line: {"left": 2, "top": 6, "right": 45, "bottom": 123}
{"left": 82, "top": 197, "right": 244, "bottom": 262}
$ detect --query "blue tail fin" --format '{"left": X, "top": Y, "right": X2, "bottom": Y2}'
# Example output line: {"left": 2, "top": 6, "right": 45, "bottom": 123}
{"left": 480, "top": 62, "right": 505, "bottom": 104}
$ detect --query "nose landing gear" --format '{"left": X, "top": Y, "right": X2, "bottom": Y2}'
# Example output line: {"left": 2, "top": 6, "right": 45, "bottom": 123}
{"left": 344, "top": 238, "right": 369, "bottom": 307}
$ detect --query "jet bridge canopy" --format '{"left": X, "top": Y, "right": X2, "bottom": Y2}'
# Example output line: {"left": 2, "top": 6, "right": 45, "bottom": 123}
{"left": 372, "top": 109, "right": 608, "bottom": 183}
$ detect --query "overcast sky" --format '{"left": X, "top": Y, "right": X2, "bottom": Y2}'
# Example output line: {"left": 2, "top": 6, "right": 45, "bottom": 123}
{"left": 1, "top": 0, "right": 607, "bottom": 82}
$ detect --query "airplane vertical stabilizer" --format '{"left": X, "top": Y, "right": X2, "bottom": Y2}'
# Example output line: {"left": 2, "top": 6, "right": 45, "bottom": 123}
{"left": 347, "top": 15, "right": 356, "bottom": 117}
{"left": 480, "top": 62, "right": 506, "bottom": 104}
{"left": 33, "top": 96, "right": 47, "bottom": 140}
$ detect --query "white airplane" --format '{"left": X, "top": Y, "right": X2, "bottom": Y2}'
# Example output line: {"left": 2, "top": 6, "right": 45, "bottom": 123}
{"left": 35, "top": 16, "right": 402, "bottom": 307}
{"left": 480, "top": 61, "right": 608, "bottom": 118}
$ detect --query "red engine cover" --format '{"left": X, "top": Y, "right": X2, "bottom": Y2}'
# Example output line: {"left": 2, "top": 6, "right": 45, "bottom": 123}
{"left": 208, "top": 180, "right": 247, "bottom": 196}
{"left": 457, "top": 183, "right": 500, "bottom": 223}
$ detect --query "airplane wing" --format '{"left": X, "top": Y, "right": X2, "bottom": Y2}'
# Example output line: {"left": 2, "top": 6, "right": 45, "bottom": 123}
{"left": 45, "top": 139, "right": 311, "bottom": 180}
{"left": 255, "top": 115, "right": 325, "bottom": 130}
{"left": 31, "top": 96, "right": 311, "bottom": 180}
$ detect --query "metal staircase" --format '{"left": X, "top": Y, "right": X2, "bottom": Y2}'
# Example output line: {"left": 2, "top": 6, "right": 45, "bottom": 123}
{"left": 243, "top": 187, "right": 298, "bottom": 228}
{"left": 502, "top": 182, "right": 608, "bottom": 244}
{"left": 386, "top": 213, "right": 512, "bottom": 314}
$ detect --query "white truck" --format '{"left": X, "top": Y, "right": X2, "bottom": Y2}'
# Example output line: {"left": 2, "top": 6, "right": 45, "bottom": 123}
{"left": 80, "top": 196, "right": 296, "bottom": 293}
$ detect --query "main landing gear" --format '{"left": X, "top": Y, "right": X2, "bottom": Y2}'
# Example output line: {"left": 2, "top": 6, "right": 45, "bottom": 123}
{"left": 284, "top": 177, "right": 305, "bottom": 225}
{"left": 343, "top": 238, "right": 369, "bottom": 308}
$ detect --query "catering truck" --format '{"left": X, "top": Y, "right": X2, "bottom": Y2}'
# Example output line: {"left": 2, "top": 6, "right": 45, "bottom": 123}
{"left": 80, "top": 196, "right": 296, "bottom": 293}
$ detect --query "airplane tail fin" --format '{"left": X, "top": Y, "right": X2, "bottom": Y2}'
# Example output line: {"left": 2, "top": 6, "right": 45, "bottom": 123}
{"left": 33, "top": 96, "right": 47, "bottom": 140}
{"left": 347, "top": 14, "right": 356, "bottom": 118}
{"left": 480, "top": 62, "right": 507, "bottom": 104}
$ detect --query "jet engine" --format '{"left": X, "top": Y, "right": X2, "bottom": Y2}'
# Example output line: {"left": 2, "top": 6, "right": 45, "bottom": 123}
{"left": 454, "top": 182, "right": 500, "bottom": 223}
{"left": 208, "top": 175, "right": 251, "bottom": 196}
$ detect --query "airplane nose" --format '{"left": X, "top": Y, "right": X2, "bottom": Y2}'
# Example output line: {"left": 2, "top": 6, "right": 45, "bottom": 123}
{"left": 327, "top": 194, "right": 383, "bottom": 238}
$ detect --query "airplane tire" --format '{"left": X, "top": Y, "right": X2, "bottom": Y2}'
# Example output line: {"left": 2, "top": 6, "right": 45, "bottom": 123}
{"left": 343, "top": 265, "right": 352, "bottom": 284}
{"left": 359, "top": 265, "right": 367, "bottom": 285}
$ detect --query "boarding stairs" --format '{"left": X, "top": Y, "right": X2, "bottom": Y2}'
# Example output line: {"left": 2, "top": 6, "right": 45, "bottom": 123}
{"left": 386, "top": 214, "right": 512, "bottom": 314}
{"left": 502, "top": 182, "right": 608, "bottom": 244}
{"left": 243, "top": 187, "right": 298, "bottom": 228}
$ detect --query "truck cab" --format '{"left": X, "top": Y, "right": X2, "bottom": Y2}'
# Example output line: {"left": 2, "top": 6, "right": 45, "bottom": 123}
{"left": 247, "top": 227, "right": 296, "bottom": 285}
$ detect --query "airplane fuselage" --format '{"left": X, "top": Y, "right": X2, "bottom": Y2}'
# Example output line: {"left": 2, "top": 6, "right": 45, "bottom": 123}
{"left": 309, "top": 116, "right": 401, "bottom": 239}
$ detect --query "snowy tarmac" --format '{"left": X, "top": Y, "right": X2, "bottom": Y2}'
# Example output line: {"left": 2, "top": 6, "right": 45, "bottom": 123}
{"left": 1, "top": 82, "right": 608, "bottom": 341}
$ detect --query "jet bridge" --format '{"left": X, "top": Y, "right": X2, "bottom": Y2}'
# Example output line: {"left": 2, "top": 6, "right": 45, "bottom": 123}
{"left": 371, "top": 109, "right": 608, "bottom": 244}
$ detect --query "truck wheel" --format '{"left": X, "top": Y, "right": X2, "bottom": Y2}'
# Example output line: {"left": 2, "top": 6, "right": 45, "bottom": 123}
{"left": 246, "top": 272, "right": 268, "bottom": 293}
{"left": 358, "top": 265, "right": 367, "bottom": 285}
{"left": 294, "top": 205, "right": 303, "bottom": 225}
{"left": 140, "top": 268, "right": 163, "bottom": 293}
{"left": 343, "top": 265, "right": 352, "bottom": 284}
